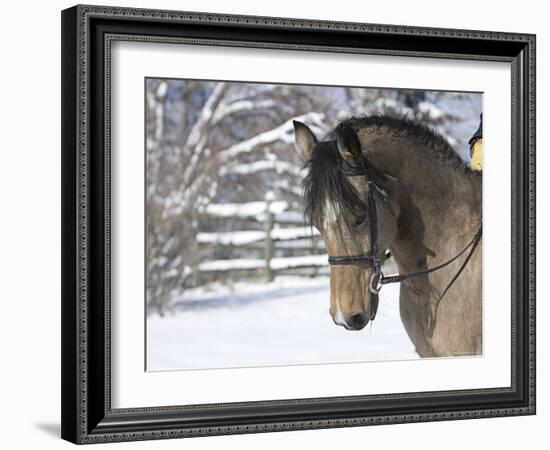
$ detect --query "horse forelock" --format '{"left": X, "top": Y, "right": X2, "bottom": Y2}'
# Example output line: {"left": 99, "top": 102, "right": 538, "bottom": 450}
{"left": 303, "top": 141, "right": 367, "bottom": 231}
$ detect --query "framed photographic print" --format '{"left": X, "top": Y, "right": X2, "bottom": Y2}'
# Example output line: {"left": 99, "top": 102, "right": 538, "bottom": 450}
{"left": 61, "top": 4, "right": 536, "bottom": 444}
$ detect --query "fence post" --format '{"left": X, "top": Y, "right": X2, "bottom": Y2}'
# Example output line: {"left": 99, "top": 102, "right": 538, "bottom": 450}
{"left": 191, "top": 223, "right": 201, "bottom": 287}
{"left": 264, "top": 193, "right": 275, "bottom": 282}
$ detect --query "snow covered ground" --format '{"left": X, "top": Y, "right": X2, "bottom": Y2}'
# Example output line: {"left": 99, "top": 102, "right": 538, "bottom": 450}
{"left": 147, "top": 275, "right": 418, "bottom": 371}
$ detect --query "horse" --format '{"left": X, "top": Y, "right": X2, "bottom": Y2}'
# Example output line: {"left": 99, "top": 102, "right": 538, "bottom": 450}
{"left": 293, "top": 116, "right": 482, "bottom": 357}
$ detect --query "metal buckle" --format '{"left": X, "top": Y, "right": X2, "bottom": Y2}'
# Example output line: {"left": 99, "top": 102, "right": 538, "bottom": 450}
{"left": 369, "top": 271, "right": 383, "bottom": 294}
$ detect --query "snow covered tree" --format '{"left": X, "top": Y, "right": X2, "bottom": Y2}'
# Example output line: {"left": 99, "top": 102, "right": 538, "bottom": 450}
{"left": 146, "top": 80, "right": 327, "bottom": 313}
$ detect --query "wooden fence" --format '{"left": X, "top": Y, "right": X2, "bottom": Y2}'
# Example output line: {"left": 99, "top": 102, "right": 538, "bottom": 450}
{"left": 192, "top": 198, "right": 327, "bottom": 286}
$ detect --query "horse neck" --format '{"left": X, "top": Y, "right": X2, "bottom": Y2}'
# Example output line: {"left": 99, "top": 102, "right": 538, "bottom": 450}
{"left": 366, "top": 134, "right": 482, "bottom": 271}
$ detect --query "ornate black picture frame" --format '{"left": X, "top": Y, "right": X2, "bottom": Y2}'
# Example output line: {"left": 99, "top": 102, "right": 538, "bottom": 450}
{"left": 61, "top": 4, "right": 536, "bottom": 444}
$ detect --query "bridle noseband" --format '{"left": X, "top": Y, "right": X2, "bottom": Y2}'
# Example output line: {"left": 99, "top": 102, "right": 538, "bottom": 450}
{"left": 327, "top": 156, "right": 482, "bottom": 311}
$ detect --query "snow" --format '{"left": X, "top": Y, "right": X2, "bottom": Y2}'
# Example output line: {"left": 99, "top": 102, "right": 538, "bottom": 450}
{"left": 155, "top": 81, "right": 168, "bottom": 98}
{"left": 269, "top": 254, "right": 327, "bottom": 270}
{"left": 204, "top": 200, "right": 289, "bottom": 218}
{"left": 196, "top": 230, "right": 266, "bottom": 246}
{"left": 147, "top": 276, "right": 418, "bottom": 370}
{"left": 196, "top": 227, "right": 320, "bottom": 247}
{"left": 199, "top": 258, "right": 265, "bottom": 272}
{"left": 198, "top": 254, "right": 328, "bottom": 272}
{"left": 274, "top": 239, "right": 325, "bottom": 250}
{"left": 374, "top": 97, "right": 398, "bottom": 110}
{"left": 265, "top": 190, "right": 276, "bottom": 202}
{"left": 271, "top": 226, "right": 320, "bottom": 241}
{"left": 418, "top": 101, "right": 443, "bottom": 120}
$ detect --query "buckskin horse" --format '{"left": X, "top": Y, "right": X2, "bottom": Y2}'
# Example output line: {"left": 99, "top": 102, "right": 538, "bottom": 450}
{"left": 293, "top": 116, "right": 482, "bottom": 357}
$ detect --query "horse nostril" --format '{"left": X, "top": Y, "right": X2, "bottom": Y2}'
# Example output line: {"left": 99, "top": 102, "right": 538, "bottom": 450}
{"left": 349, "top": 313, "right": 367, "bottom": 329}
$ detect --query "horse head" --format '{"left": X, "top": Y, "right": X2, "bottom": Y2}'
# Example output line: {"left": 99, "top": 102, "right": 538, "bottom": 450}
{"left": 293, "top": 120, "right": 399, "bottom": 330}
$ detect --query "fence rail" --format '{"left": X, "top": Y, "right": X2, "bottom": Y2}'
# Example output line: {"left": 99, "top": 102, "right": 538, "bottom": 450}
{"left": 196, "top": 226, "right": 320, "bottom": 247}
{"left": 193, "top": 199, "right": 326, "bottom": 285}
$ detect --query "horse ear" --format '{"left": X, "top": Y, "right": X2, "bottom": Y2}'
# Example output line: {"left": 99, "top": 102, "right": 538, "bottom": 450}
{"left": 336, "top": 124, "right": 362, "bottom": 167}
{"left": 293, "top": 120, "right": 317, "bottom": 161}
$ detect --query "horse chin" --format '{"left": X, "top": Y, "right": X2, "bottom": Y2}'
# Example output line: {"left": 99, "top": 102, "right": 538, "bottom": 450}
{"left": 341, "top": 321, "right": 367, "bottom": 332}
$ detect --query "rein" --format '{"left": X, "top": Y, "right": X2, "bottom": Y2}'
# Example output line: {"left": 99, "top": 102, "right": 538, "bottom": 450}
{"left": 327, "top": 159, "right": 482, "bottom": 305}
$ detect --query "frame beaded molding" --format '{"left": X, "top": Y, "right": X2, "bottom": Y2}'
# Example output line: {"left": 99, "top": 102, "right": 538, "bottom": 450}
{"left": 72, "top": 4, "right": 536, "bottom": 444}
{"left": 84, "top": 407, "right": 531, "bottom": 444}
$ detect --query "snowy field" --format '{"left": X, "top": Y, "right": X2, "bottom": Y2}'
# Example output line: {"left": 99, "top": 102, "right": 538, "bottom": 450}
{"left": 147, "top": 275, "right": 418, "bottom": 371}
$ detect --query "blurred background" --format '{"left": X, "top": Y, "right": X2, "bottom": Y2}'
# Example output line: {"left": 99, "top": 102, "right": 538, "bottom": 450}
{"left": 145, "top": 78, "right": 482, "bottom": 370}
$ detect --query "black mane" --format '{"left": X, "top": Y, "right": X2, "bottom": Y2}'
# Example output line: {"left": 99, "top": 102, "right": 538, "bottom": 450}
{"left": 303, "top": 140, "right": 366, "bottom": 230}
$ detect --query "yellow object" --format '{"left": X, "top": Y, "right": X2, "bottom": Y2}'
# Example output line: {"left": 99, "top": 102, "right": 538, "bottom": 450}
{"left": 470, "top": 138, "right": 483, "bottom": 171}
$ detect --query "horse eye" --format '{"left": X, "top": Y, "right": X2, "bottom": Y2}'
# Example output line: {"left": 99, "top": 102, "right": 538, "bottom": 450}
{"left": 354, "top": 216, "right": 367, "bottom": 227}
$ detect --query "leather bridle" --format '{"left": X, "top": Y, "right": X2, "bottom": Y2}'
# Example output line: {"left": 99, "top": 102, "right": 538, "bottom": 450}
{"left": 327, "top": 154, "right": 482, "bottom": 312}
